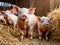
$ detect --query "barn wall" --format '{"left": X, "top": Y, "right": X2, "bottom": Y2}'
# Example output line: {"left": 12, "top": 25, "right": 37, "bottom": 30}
{"left": 19, "top": 0, "right": 30, "bottom": 8}
{"left": 0, "top": 0, "right": 60, "bottom": 16}
{"left": 33, "top": 0, "right": 60, "bottom": 16}
{"left": 0, "top": 6, "right": 12, "bottom": 11}
{"left": 33, "top": 0, "right": 50, "bottom": 16}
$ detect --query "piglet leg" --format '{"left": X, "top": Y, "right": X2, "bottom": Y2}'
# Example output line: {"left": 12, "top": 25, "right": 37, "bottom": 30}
{"left": 28, "top": 26, "right": 33, "bottom": 40}
{"left": 3, "top": 19, "right": 6, "bottom": 24}
{"left": 45, "top": 32, "right": 49, "bottom": 41}
{"left": 19, "top": 29, "right": 24, "bottom": 41}
{"left": 38, "top": 29, "right": 42, "bottom": 41}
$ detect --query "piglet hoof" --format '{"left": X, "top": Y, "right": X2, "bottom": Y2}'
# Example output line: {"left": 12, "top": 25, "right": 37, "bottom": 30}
{"left": 39, "top": 37, "right": 42, "bottom": 41}
{"left": 45, "top": 37, "right": 49, "bottom": 41}
{"left": 20, "top": 36, "right": 23, "bottom": 42}
{"left": 30, "top": 36, "right": 33, "bottom": 40}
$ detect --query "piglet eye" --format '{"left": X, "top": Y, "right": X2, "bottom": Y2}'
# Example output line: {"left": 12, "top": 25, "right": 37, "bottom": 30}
{"left": 41, "top": 20, "right": 44, "bottom": 22}
{"left": 48, "top": 20, "right": 50, "bottom": 22}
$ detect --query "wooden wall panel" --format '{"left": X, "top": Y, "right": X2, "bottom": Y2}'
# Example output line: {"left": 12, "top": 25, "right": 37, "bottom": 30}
{"left": 19, "top": 0, "right": 30, "bottom": 8}
{"left": 33, "top": 0, "right": 50, "bottom": 16}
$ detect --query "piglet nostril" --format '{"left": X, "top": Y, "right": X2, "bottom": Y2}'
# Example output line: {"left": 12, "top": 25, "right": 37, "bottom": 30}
{"left": 44, "top": 24, "right": 49, "bottom": 27}
{"left": 45, "top": 24, "right": 48, "bottom": 25}
{"left": 21, "top": 15, "right": 27, "bottom": 20}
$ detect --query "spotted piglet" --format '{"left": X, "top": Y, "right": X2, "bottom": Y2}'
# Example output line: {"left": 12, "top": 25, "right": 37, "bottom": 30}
{"left": 37, "top": 16, "right": 53, "bottom": 41}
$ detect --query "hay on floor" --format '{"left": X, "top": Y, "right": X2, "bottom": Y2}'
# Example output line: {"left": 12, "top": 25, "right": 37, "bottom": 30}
{"left": 47, "top": 7, "right": 60, "bottom": 41}
{"left": 0, "top": 24, "right": 21, "bottom": 45}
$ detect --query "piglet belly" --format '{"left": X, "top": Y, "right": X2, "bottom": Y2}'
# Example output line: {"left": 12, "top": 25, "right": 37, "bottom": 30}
{"left": 40, "top": 27, "right": 48, "bottom": 33}
{"left": 18, "top": 19, "right": 26, "bottom": 30}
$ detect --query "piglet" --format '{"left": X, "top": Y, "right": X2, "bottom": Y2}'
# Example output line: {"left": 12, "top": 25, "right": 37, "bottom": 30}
{"left": 0, "top": 11, "right": 6, "bottom": 24}
{"left": 5, "top": 10, "right": 18, "bottom": 30}
{"left": 27, "top": 7, "right": 37, "bottom": 40}
{"left": 36, "top": 16, "right": 53, "bottom": 41}
{"left": 17, "top": 7, "right": 36, "bottom": 41}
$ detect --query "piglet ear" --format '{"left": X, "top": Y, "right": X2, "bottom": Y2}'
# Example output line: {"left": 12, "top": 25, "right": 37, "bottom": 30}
{"left": 12, "top": 5, "right": 20, "bottom": 12}
{"left": 29, "top": 7, "right": 36, "bottom": 14}
{"left": 49, "top": 17, "right": 54, "bottom": 23}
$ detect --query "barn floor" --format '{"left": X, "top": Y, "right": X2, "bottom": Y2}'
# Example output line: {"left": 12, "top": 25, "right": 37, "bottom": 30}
{"left": 0, "top": 38, "right": 60, "bottom": 45}
{"left": 17, "top": 39, "right": 60, "bottom": 45}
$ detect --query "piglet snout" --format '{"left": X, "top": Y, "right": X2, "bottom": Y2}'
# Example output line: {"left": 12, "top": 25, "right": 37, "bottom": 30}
{"left": 22, "top": 15, "right": 27, "bottom": 20}
{"left": 44, "top": 23, "right": 49, "bottom": 27}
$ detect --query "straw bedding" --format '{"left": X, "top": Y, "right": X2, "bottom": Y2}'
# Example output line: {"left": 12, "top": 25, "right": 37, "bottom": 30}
{"left": 47, "top": 7, "right": 60, "bottom": 41}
